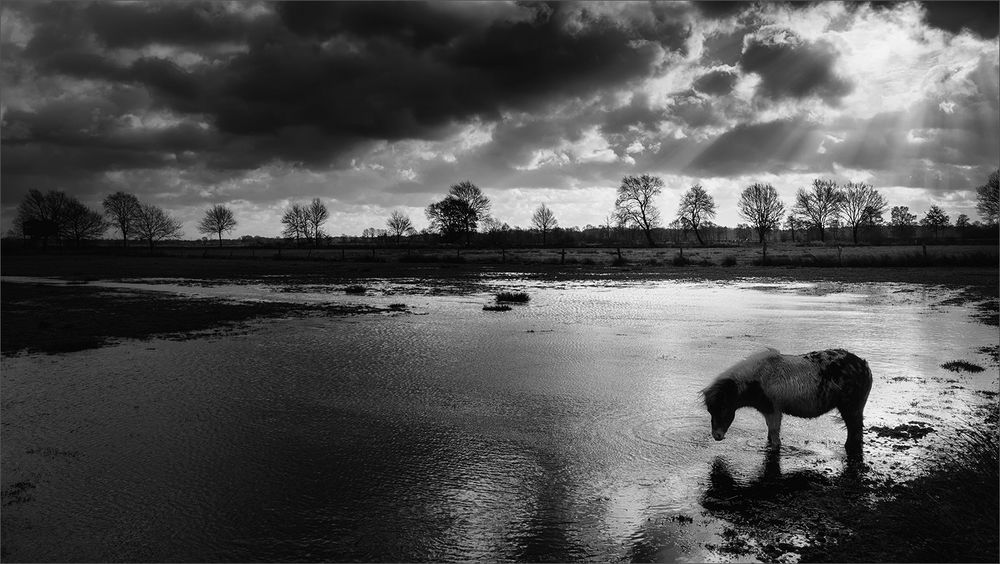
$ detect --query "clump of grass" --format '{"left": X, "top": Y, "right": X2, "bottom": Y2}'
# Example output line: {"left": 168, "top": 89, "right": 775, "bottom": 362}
{"left": 388, "top": 303, "right": 407, "bottom": 311}
{"left": 941, "top": 360, "right": 985, "bottom": 373}
{"left": 721, "top": 254, "right": 737, "bottom": 266}
{"left": 343, "top": 285, "right": 366, "bottom": 295}
{"left": 496, "top": 291, "right": 530, "bottom": 303}
{"left": 611, "top": 256, "right": 628, "bottom": 266}
{"left": 672, "top": 253, "right": 691, "bottom": 266}
{"left": 483, "top": 304, "right": 512, "bottom": 312}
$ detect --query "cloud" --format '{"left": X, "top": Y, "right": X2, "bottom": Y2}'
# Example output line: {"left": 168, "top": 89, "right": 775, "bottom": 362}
{"left": 692, "top": 68, "right": 738, "bottom": 95}
{"left": 921, "top": 1, "right": 999, "bottom": 39}
{"left": 685, "top": 118, "right": 824, "bottom": 176}
{"left": 739, "top": 28, "right": 853, "bottom": 104}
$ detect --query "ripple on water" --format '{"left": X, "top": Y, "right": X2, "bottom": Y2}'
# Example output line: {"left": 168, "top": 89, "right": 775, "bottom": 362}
{"left": 632, "top": 414, "right": 709, "bottom": 449}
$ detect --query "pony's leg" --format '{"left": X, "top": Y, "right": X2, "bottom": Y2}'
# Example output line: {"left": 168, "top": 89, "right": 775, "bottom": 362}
{"left": 839, "top": 406, "right": 864, "bottom": 453}
{"left": 840, "top": 379, "right": 872, "bottom": 453}
{"left": 764, "top": 411, "right": 782, "bottom": 448}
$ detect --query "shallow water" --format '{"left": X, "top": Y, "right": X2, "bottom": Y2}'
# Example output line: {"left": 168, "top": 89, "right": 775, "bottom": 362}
{"left": 2, "top": 276, "right": 996, "bottom": 562}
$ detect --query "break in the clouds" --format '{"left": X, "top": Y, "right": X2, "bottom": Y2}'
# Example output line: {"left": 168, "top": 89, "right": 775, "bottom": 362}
{"left": 1, "top": 1, "right": 998, "bottom": 236}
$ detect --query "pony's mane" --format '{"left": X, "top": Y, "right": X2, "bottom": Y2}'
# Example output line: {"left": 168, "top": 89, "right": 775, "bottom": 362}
{"left": 716, "top": 347, "right": 781, "bottom": 382}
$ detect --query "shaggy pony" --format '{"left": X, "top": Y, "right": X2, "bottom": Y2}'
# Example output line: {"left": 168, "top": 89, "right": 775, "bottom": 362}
{"left": 702, "top": 348, "right": 872, "bottom": 452}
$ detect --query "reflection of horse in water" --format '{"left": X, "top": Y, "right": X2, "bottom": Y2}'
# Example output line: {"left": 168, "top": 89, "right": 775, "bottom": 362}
{"left": 701, "top": 348, "right": 873, "bottom": 453}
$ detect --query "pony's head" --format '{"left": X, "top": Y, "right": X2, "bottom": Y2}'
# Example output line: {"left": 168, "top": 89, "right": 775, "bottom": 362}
{"left": 702, "top": 377, "right": 738, "bottom": 441}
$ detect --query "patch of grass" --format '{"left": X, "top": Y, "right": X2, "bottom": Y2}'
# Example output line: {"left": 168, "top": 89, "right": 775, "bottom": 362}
{"left": 721, "top": 254, "right": 737, "bottom": 267}
{"left": 483, "top": 304, "right": 512, "bottom": 311}
{"left": 343, "top": 285, "right": 366, "bottom": 294}
{"left": 672, "top": 253, "right": 692, "bottom": 266}
{"left": 941, "top": 360, "right": 986, "bottom": 373}
{"left": 868, "top": 421, "right": 936, "bottom": 440}
{"left": 496, "top": 291, "right": 530, "bottom": 303}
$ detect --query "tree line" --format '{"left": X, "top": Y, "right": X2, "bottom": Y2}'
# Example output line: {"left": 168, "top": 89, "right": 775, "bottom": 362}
{"left": 9, "top": 170, "right": 998, "bottom": 249}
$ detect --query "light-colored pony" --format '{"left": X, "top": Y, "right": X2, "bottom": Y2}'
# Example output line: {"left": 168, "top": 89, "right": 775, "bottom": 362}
{"left": 701, "top": 348, "right": 872, "bottom": 452}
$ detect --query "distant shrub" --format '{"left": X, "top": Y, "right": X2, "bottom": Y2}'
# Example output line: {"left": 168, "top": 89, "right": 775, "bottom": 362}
{"left": 581, "top": 258, "right": 596, "bottom": 265}
{"left": 496, "top": 291, "right": 530, "bottom": 303}
{"left": 672, "top": 253, "right": 692, "bottom": 266}
{"left": 721, "top": 254, "right": 737, "bottom": 266}
{"left": 344, "top": 285, "right": 366, "bottom": 295}
{"left": 388, "top": 303, "right": 407, "bottom": 311}
{"left": 611, "top": 256, "right": 628, "bottom": 267}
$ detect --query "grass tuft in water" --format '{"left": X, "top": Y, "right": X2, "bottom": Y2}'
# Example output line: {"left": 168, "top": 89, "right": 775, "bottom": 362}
{"left": 483, "top": 304, "right": 512, "bottom": 311}
{"left": 496, "top": 291, "right": 530, "bottom": 303}
{"left": 941, "top": 360, "right": 985, "bottom": 373}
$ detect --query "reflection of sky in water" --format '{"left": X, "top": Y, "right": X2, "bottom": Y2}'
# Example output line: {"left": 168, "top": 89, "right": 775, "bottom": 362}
{"left": 1, "top": 276, "right": 996, "bottom": 561}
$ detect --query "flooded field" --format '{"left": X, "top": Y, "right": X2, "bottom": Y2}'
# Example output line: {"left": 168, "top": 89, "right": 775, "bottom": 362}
{"left": 2, "top": 275, "right": 997, "bottom": 562}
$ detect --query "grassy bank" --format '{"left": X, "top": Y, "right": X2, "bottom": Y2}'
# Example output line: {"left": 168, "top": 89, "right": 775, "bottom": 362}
{"left": 2, "top": 250, "right": 998, "bottom": 291}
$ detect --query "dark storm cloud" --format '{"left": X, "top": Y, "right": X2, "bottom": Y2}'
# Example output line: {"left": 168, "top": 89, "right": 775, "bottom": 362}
{"left": 600, "top": 93, "right": 665, "bottom": 136}
{"left": 691, "top": 1, "right": 746, "bottom": 19}
{"left": 4, "top": 0, "right": 692, "bottom": 182}
{"left": 685, "top": 118, "right": 824, "bottom": 175}
{"left": 275, "top": 1, "right": 475, "bottom": 49}
{"left": 84, "top": 2, "right": 262, "bottom": 48}
{"left": 692, "top": 68, "right": 738, "bottom": 95}
{"left": 739, "top": 30, "right": 853, "bottom": 104}
{"left": 921, "top": 1, "right": 999, "bottom": 39}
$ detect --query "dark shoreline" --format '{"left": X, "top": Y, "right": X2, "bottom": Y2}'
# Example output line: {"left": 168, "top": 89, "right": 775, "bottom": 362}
{"left": 2, "top": 252, "right": 997, "bottom": 289}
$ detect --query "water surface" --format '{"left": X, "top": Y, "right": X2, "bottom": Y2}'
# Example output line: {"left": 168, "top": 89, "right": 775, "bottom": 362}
{"left": 2, "top": 276, "right": 996, "bottom": 561}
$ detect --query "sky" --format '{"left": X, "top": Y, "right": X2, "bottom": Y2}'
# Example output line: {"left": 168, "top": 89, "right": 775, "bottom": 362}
{"left": 1, "top": 1, "right": 998, "bottom": 239}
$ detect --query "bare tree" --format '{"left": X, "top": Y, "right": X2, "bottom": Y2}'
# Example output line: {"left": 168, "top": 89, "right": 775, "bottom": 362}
{"left": 198, "top": 204, "right": 237, "bottom": 246}
{"left": 102, "top": 191, "right": 142, "bottom": 248}
{"left": 306, "top": 198, "right": 329, "bottom": 247}
{"left": 920, "top": 204, "right": 950, "bottom": 239}
{"left": 784, "top": 214, "right": 805, "bottom": 243}
{"left": 14, "top": 189, "right": 72, "bottom": 247}
{"left": 531, "top": 204, "right": 558, "bottom": 246}
{"left": 841, "top": 182, "right": 887, "bottom": 244}
{"left": 793, "top": 179, "right": 844, "bottom": 242}
{"left": 450, "top": 180, "right": 491, "bottom": 244}
{"left": 976, "top": 169, "right": 999, "bottom": 225}
{"left": 133, "top": 203, "right": 183, "bottom": 251}
{"left": 615, "top": 174, "right": 663, "bottom": 247}
{"left": 63, "top": 199, "right": 108, "bottom": 246}
{"left": 281, "top": 204, "right": 309, "bottom": 245}
{"left": 676, "top": 184, "right": 716, "bottom": 246}
{"left": 386, "top": 210, "right": 414, "bottom": 244}
{"left": 426, "top": 181, "right": 491, "bottom": 244}
{"left": 738, "top": 183, "right": 784, "bottom": 262}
